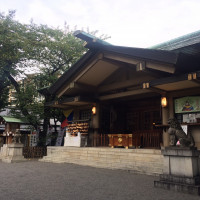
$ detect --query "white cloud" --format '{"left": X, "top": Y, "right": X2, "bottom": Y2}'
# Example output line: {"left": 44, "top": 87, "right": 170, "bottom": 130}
{"left": 1, "top": 0, "right": 200, "bottom": 47}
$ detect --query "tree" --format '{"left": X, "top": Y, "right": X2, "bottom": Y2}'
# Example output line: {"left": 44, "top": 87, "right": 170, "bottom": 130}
{"left": 0, "top": 10, "right": 108, "bottom": 145}
{"left": 0, "top": 10, "right": 43, "bottom": 129}
{"left": 0, "top": 66, "right": 10, "bottom": 111}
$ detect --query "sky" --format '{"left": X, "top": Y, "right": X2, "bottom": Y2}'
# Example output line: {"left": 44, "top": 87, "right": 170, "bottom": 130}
{"left": 1, "top": 0, "right": 200, "bottom": 48}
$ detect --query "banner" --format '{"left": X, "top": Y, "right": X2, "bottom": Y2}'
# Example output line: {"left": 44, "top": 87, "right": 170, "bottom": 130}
{"left": 63, "top": 109, "right": 73, "bottom": 118}
{"left": 61, "top": 110, "right": 74, "bottom": 128}
{"left": 174, "top": 96, "right": 200, "bottom": 113}
{"left": 55, "top": 127, "right": 66, "bottom": 146}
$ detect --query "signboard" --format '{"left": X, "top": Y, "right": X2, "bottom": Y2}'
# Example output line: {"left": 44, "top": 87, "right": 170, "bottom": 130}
{"left": 174, "top": 96, "right": 200, "bottom": 113}
{"left": 46, "top": 126, "right": 53, "bottom": 146}
{"left": 55, "top": 127, "right": 66, "bottom": 146}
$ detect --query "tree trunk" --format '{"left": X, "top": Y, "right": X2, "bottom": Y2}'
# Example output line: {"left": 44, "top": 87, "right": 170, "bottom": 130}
{"left": 39, "top": 94, "right": 53, "bottom": 146}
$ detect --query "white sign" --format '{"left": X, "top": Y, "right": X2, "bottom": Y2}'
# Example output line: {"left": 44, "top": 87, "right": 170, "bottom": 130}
{"left": 181, "top": 125, "right": 188, "bottom": 135}
{"left": 46, "top": 126, "right": 53, "bottom": 145}
{"left": 55, "top": 127, "right": 66, "bottom": 146}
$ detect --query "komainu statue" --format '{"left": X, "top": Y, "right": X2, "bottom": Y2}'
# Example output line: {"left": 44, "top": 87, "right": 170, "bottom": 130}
{"left": 168, "top": 118, "right": 195, "bottom": 147}
{"left": 12, "top": 129, "right": 22, "bottom": 144}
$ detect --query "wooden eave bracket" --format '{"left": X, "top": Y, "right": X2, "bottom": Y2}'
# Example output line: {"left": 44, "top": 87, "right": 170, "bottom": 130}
{"left": 136, "top": 61, "right": 173, "bottom": 77}
{"left": 188, "top": 72, "right": 200, "bottom": 85}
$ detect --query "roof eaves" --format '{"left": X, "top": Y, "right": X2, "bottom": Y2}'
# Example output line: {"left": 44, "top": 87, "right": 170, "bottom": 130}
{"left": 74, "top": 30, "right": 111, "bottom": 46}
{"left": 150, "top": 30, "right": 200, "bottom": 50}
{"left": 1, "top": 116, "right": 29, "bottom": 124}
{"left": 100, "top": 44, "right": 179, "bottom": 65}
{"left": 49, "top": 50, "right": 97, "bottom": 95}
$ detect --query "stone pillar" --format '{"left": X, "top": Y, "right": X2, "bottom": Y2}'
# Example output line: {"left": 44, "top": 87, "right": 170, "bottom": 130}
{"left": 154, "top": 147, "right": 200, "bottom": 196}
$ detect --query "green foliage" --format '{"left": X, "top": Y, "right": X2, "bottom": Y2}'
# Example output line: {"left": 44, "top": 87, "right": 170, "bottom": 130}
{"left": 0, "top": 10, "right": 108, "bottom": 145}
{"left": 0, "top": 86, "right": 9, "bottom": 111}
{"left": 0, "top": 67, "right": 9, "bottom": 111}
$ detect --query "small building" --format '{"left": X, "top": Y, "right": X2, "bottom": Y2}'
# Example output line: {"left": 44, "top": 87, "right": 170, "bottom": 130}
{"left": 0, "top": 116, "right": 29, "bottom": 145}
{"left": 46, "top": 30, "right": 200, "bottom": 150}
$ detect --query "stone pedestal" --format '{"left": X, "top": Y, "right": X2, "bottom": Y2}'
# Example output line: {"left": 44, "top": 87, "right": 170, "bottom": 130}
{"left": 154, "top": 147, "right": 200, "bottom": 195}
{"left": 1, "top": 143, "right": 27, "bottom": 163}
{"left": 64, "top": 133, "right": 87, "bottom": 147}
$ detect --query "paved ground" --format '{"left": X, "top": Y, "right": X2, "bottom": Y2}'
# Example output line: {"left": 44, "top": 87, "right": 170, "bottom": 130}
{"left": 0, "top": 161, "right": 199, "bottom": 200}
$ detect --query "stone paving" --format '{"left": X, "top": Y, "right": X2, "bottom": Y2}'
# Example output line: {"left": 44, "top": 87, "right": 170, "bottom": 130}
{"left": 0, "top": 161, "right": 199, "bottom": 200}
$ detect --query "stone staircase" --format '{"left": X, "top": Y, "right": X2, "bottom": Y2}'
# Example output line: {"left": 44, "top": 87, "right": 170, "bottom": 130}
{"left": 40, "top": 147, "right": 164, "bottom": 176}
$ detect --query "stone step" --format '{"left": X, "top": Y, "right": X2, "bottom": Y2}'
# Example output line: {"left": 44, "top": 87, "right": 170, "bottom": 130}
{"left": 154, "top": 180, "right": 200, "bottom": 196}
{"left": 40, "top": 147, "right": 163, "bottom": 175}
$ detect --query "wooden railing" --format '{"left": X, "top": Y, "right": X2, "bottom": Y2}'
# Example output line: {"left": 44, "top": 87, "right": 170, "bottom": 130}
{"left": 94, "top": 129, "right": 162, "bottom": 148}
{"left": 23, "top": 147, "right": 47, "bottom": 159}
{"left": 133, "top": 130, "right": 162, "bottom": 148}
{"left": 94, "top": 133, "right": 109, "bottom": 147}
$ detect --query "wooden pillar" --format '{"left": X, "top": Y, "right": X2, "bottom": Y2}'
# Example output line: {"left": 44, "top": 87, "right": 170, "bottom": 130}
{"left": 92, "top": 103, "right": 100, "bottom": 147}
{"left": 162, "top": 106, "right": 169, "bottom": 147}
{"left": 162, "top": 96, "right": 174, "bottom": 147}
{"left": 168, "top": 96, "right": 174, "bottom": 118}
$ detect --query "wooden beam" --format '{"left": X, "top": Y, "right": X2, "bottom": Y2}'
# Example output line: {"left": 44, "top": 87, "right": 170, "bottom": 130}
{"left": 104, "top": 52, "right": 140, "bottom": 65}
{"left": 146, "top": 62, "right": 175, "bottom": 74}
{"left": 69, "top": 82, "right": 97, "bottom": 91}
{"left": 169, "top": 87, "right": 200, "bottom": 98}
{"left": 149, "top": 74, "right": 188, "bottom": 87}
{"left": 102, "top": 57, "right": 133, "bottom": 69}
{"left": 104, "top": 52, "right": 175, "bottom": 74}
{"left": 98, "top": 79, "right": 141, "bottom": 93}
{"left": 60, "top": 96, "right": 96, "bottom": 104}
{"left": 99, "top": 89, "right": 152, "bottom": 100}
{"left": 147, "top": 86, "right": 166, "bottom": 96}
{"left": 136, "top": 67, "right": 171, "bottom": 77}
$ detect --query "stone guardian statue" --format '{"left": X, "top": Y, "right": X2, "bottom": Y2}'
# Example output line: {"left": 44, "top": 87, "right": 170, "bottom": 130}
{"left": 168, "top": 118, "right": 195, "bottom": 147}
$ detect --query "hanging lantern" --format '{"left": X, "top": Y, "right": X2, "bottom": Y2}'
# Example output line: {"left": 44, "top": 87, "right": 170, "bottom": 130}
{"left": 161, "top": 97, "right": 167, "bottom": 108}
{"left": 92, "top": 106, "right": 96, "bottom": 115}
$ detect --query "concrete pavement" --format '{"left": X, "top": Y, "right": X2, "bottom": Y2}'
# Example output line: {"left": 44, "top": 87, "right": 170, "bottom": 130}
{"left": 0, "top": 161, "right": 199, "bottom": 200}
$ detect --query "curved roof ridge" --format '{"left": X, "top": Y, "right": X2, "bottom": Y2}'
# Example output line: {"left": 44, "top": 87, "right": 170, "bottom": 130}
{"left": 150, "top": 30, "right": 200, "bottom": 50}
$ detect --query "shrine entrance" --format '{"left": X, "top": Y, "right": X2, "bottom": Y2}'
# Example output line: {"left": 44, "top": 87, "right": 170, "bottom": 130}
{"left": 99, "top": 97, "right": 163, "bottom": 148}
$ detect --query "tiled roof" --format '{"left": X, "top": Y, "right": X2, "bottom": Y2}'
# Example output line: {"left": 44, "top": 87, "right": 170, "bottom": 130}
{"left": 1, "top": 116, "right": 29, "bottom": 124}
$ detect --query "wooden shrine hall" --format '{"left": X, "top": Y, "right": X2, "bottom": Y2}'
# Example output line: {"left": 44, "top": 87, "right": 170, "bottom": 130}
{"left": 46, "top": 30, "right": 200, "bottom": 150}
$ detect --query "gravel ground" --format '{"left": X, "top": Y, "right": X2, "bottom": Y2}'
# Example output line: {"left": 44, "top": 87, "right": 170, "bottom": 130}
{"left": 0, "top": 161, "right": 199, "bottom": 200}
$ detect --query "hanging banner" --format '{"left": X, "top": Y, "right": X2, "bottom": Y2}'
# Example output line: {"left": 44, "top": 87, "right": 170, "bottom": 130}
{"left": 61, "top": 110, "right": 74, "bottom": 128}
{"left": 63, "top": 109, "right": 73, "bottom": 118}
{"left": 174, "top": 96, "right": 200, "bottom": 113}
{"left": 55, "top": 127, "right": 66, "bottom": 146}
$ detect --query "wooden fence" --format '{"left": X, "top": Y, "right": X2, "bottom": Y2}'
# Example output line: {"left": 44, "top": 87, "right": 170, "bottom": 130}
{"left": 23, "top": 147, "right": 47, "bottom": 159}
{"left": 133, "top": 130, "right": 162, "bottom": 148}
{"left": 96, "top": 133, "right": 109, "bottom": 147}
{"left": 95, "top": 129, "right": 162, "bottom": 149}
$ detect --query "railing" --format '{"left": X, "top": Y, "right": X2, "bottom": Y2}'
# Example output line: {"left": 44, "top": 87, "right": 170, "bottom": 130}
{"left": 94, "top": 129, "right": 162, "bottom": 148}
{"left": 93, "top": 133, "right": 109, "bottom": 147}
{"left": 23, "top": 147, "right": 47, "bottom": 159}
{"left": 133, "top": 130, "right": 163, "bottom": 148}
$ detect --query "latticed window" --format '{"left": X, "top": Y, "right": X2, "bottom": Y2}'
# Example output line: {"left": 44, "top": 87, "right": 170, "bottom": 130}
{"left": 80, "top": 109, "right": 91, "bottom": 120}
